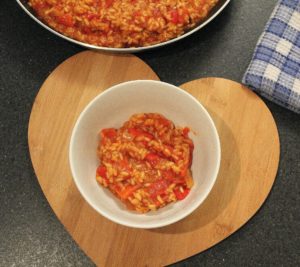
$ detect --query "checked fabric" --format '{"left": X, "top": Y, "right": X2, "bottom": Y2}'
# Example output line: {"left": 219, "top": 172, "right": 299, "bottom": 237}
{"left": 243, "top": 0, "right": 300, "bottom": 113}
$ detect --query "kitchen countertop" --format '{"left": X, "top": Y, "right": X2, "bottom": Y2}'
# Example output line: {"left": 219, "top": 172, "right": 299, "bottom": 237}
{"left": 1, "top": 0, "right": 299, "bottom": 266}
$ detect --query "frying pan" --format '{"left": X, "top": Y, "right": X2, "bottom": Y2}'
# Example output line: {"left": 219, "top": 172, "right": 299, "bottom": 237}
{"left": 16, "top": 0, "right": 231, "bottom": 52}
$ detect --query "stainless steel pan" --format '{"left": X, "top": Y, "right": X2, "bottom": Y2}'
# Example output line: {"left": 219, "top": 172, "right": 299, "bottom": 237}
{"left": 16, "top": 0, "right": 230, "bottom": 52}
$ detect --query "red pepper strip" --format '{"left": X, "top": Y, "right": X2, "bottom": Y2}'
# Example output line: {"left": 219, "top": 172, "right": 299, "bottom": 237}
{"left": 101, "top": 128, "right": 117, "bottom": 139}
{"left": 183, "top": 127, "right": 190, "bottom": 138}
{"left": 147, "top": 179, "right": 169, "bottom": 198}
{"left": 128, "top": 128, "right": 153, "bottom": 140}
{"left": 96, "top": 166, "right": 109, "bottom": 184}
{"left": 174, "top": 187, "right": 190, "bottom": 200}
{"left": 172, "top": 178, "right": 186, "bottom": 185}
{"left": 158, "top": 117, "right": 171, "bottom": 127}
{"left": 180, "top": 166, "right": 188, "bottom": 177}
{"left": 162, "top": 170, "right": 186, "bottom": 185}
{"left": 140, "top": 141, "right": 148, "bottom": 147}
{"left": 128, "top": 128, "right": 138, "bottom": 137}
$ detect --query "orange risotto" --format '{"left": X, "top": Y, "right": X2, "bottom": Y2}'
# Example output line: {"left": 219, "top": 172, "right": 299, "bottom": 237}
{"left": 28, "top": 0, "right": 219, "bottom": 48}
{"left": 96, "top": 113, "right": 194, "bottom": 213}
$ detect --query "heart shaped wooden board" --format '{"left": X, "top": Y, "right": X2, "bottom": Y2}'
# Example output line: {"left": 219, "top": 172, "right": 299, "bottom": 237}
{"left": 28, "top": 51, "right": 280, "bottom": 266}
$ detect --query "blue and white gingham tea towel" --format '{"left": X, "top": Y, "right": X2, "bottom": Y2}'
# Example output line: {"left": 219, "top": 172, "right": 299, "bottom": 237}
{"left": 243, "top": 0, "right": 300, "bottom": 114}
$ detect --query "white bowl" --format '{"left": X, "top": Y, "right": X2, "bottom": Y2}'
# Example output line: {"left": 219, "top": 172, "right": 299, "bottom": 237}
{"left": 69, "top": 80, "right": 221, "bottom": 228}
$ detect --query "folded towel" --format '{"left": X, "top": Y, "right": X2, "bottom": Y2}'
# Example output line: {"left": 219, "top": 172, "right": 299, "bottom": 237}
{"left": 243, "top": 0, "right": 300, "bottom": 114}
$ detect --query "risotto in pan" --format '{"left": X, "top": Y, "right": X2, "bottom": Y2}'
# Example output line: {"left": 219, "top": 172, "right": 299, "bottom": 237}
{"left": 28, "top": 0, "right": 219, "bottom": 47}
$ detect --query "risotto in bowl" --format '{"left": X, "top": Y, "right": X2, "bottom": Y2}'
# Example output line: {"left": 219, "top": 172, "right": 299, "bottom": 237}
{"left": 69, "top": 80, "right": 221, "bottom": 228}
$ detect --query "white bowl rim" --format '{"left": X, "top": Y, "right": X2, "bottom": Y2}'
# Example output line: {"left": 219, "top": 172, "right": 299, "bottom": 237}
{"left": 16, "top": 0, "right": 231, "bottom": 53}
{"left": 69, "top": 80, "right": 221, "bottom": 228}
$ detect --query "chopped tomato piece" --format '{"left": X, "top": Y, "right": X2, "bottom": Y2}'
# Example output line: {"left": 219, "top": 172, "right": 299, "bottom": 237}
{"left": 58, "top": 14, "right": 75, "bottom": 27}
{"left": 101, "top": 128, "right": 117, "bottom": 139}
{"left": 170, "top": 9, "right": 185, "bottom": 24}
{"left": 96, "top": 165, "right": 107, "bottom": 178}
{"left": 170, "top": 10, "right": 179, "bottom": 24}
{"left": 82, "top": 26, "right": 92, "bottom": 34}
{"left": 174, "top": 187, "right": 190, "bottom": 200}
{"left": 105, "top": 0, "right": 114, "bottom": 7}
{"left": 96, "top": 166, "right": 109, "bottom": 185}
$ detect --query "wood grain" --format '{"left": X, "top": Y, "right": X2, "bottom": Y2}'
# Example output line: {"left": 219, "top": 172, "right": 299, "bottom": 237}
{"left": 28, "top": 51, "right": 280, "bottom": 267}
